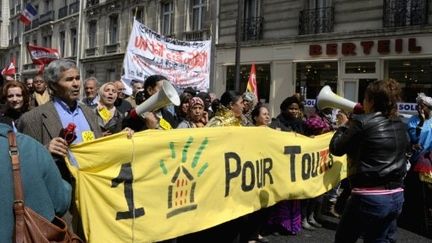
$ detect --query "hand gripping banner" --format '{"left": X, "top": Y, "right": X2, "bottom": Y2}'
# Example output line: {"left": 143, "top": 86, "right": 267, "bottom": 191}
{"left": 66, "top": 127, "right": 347, "bottom": 242}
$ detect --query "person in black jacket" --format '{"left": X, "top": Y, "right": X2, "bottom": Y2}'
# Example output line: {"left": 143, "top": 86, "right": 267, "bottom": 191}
{"left": 122, "top": 75, "right": 178, "bottom": 131}
{"left": 330, "top": 79, "right": 409, "bottom": 243}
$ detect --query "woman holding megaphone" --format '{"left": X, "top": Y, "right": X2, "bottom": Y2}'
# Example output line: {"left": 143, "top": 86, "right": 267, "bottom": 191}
{"left": 329, "top": 79, "right": 409, "bottom": 243}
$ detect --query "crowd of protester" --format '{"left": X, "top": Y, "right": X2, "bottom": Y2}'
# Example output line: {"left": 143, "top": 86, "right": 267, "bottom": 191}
{"left": 1, "top": 59, "right": 431, "bottom": 242}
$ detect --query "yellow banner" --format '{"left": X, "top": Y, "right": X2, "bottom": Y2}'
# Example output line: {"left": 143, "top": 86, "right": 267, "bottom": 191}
{"left": 67, "top": 127, "right": 347, "bottom": 242}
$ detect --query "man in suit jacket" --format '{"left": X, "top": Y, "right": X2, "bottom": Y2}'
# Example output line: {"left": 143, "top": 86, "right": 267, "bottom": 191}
{"left": 18, "top": 59, "right": 103, "bottom": 181}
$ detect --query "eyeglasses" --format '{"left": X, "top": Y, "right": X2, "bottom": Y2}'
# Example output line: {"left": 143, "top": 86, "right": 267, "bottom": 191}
{"left": 34, "top": 79, "right": 44, "bottom": 83}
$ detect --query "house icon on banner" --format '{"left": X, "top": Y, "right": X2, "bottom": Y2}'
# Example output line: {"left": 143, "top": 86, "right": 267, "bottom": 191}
{"left": 167, "top": 165, "right": 198, "bottom": 218}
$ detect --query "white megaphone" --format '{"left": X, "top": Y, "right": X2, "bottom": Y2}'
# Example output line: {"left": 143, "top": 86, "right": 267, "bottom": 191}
{"left": 316, "top": 85, "right": 364, "bottom": 113}
{"left": 134, "top": 80, "right": 180, "bottom": 116}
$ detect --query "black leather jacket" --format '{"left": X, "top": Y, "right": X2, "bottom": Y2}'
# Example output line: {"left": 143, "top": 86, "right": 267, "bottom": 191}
{"left": 330, "top": 112, "right": 409, "bottom": 188}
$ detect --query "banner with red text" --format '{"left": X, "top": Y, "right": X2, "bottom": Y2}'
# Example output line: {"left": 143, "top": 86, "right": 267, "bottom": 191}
{"left": 123, "top": 20, "right": 211, "bottom": 90}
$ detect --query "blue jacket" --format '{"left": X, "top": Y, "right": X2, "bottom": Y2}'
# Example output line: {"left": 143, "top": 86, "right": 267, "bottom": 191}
{"left": 0, "top": 123, "right": 71, "bottom": 242}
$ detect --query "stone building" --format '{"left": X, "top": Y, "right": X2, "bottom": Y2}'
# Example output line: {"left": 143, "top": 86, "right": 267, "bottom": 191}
{"left": 216, "top": 0, "right": 432, "bottom": 114}
{"left": 8, "top": 0, "right": 213, "bottom": 84}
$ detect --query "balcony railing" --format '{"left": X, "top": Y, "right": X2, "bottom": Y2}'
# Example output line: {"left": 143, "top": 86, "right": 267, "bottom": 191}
{"left": 39, "top": 10, "right": 54, "bottom": 25}
{"left": 23, "top": 63, "right": 37, "bottom": 70}
{"left": 299, "top": 7, "right": 334, "bottom": 35}
{"left": 383, "top": 0, "right": 428, "bottom": 27}
{"left": 87, "top": 0, "right": 100, "bottom": 8}
{"left": 86, "top": 47, "right": 98, "bottom": 56}
{"left": 242, "top": 17, "right": 264, "bottom": 41}
{"left": 58, "top": 6, "right": 68, "bottom": 19}
{"left": 32, "top": 18, "right": 40, "bottom": 28}
{"left": 184, "top": 29, "right": 209, "bottom": 41}
{"left": 105, "top": 43, "right": 119, "bottom": 54}
{"left": 69, "top": 1, "right": 80, "bottom": 14}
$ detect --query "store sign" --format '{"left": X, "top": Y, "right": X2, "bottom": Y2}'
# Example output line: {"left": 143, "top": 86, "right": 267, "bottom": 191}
{"left": 309, "top": 38, "right": 422, "bottom": 56}
{"left": 305, "top": 99, "right": 417, "bottom": 113}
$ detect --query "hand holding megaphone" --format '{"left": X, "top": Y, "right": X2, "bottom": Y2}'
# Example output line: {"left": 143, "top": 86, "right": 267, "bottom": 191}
{"left": 316, "top": 85, "right": 364, "bottom": 114}
{"left": 128, "top": 80, "right": 180, "bottom": 119}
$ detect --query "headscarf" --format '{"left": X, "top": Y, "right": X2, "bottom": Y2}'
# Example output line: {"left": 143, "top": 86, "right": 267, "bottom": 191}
{"left": 189, "top": 97, "right": 204, "bottom": 108}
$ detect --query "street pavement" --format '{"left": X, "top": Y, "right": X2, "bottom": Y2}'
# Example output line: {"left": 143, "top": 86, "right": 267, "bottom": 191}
{"left": 263, "top": 215, "right": 431, "bottom": 243}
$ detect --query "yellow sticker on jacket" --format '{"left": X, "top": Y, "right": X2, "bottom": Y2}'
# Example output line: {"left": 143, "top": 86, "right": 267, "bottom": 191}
{"left": 82, "top": 131, "right": 95, "bottom": 142}
{"left": 159, "top": 118, "right": 172, "bottom": 130}
{"left": 98, "top": 107, "right": 111, "bottom": 123}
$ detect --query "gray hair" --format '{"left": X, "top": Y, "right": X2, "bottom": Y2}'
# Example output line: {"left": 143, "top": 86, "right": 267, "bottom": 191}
{"left": 98, "top": 82, "right": 117, "bottom": 98}
{"left": 44, "top": 59, "right": 77, "bottom": 89}
{"left": 84, "top": 76, "right": 99, "bottom": 87}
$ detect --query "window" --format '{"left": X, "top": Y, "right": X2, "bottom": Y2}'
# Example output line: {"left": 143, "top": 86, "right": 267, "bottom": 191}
{"left": 345, "top": 62, "right": 376, "bottom": 74}
{"left": 226, "top": 64, "right": 271, "bottom": 103}
{"left": 386, "top": 59, "right": 432, "bottom": 102}
{"left": 88, "top": 21, "right": 97, "bottom": 48}
{"left": 59, "top": 31, "right": 65, "bottom": 57}
{"left": 109, "top": 15, "right": 119, "bottom": 44}
{"left": 42, "top": 35, "right": 52, "bottom": 47}
{"left": 191, "top": 0, "right": 206, "bottom": 31}
{"left": 243, "top": 0, "right": 263, "bottom": 40}
{"left": 296, "top": 62, "right": 338, "bottom": 100}
{"left": 70, "top": 28, "right": 77, "bottom": 56}
{"left": 299, "top": 0, "right": 334, "bottom": 35}
{"left": 44, "top": 0, "right": 53, "bottom": 11}
{"left": 383, "top": 0, "right": 428, "bottom": 27}
{"left": 133, "top": 6, "right": 144, "bottom": 24}
{"left": 10, "top": 22, "right": 14, "bottom": 41}
{"left": 161, "top": 2, "right": 174, "bottom": 35}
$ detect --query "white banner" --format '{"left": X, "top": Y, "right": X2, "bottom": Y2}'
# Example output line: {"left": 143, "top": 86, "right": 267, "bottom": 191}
{"left": 123, "top": 20, "right": 211, "bottom": 90}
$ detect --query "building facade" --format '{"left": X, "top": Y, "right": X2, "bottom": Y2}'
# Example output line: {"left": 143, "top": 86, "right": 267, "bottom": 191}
{"left": 2, "top": 0, "right": 432, "bottom": 115}
{"left": 216, "top": 0, "right": 432, "bottom": 114}
{"left": 81, "top": 0, "right": 214, "bottom": 83}
{"left": 12, "top": 0, "right": 214, "bottom": 84}
{"left": 0, "top": 0, "right": 11, "bottom": 68}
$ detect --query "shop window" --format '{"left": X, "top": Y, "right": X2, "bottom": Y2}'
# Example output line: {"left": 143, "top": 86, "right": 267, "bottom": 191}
{"left": 226, "top": 64, "right": 271, "bottom": 103}
{"left": 386, "top": 59, "right": 432, "bottom": 102}
{"left": 345, "top": 62, "right": 376, "bottom": 74}
{"left": 296, "top": 62, "right": 338, "bottom": 100}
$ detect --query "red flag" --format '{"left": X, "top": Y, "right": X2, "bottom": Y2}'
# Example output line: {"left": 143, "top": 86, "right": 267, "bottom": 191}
{"left": 27, "top": 44, "right": 60, "bottom": 74}
{"left": 246, "top": 64, "right": 258, "bottom": 99}
{"left": 1, "top": 59, "right": 16, "bottom": 76}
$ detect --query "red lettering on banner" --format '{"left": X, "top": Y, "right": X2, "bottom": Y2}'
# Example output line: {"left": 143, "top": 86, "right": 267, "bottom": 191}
{"left": 342, "top": 43, "right": 356, "bottom": 55}
{"left": 309, "top": 45, "right": 322, "bottom": 56}
{"left": 319, "top": 149, "right": 330, "bottom": 174}
{"left": 166, "top": 51, "right": 208, "bottom": 68}
{"left": 409, "top": 38, "right": 421, "bottom": 52}
{"left": 134, "top": 36, "right": 148, "bottom": 51}
{"left": 377, "top": 40, "right": 390, "bottom": 54}
{"left": 326, "top": 43, "right": 337, "bottom": 55}
{"left": 134, "top": 37, "right": 165, "bottom": 57}
{"left": 360, "top": 41, "right": 374, "bottom": 54}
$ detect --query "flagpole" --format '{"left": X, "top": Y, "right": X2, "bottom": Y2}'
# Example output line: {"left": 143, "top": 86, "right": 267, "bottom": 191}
{"left": 234, "top": 0, "right": 243, "bottom": 92}
{"left": 18, "top": 20, "right": 24, "bottom": 81}
{"left": 77, "top": 0, "right": 84, "bottom": 99}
